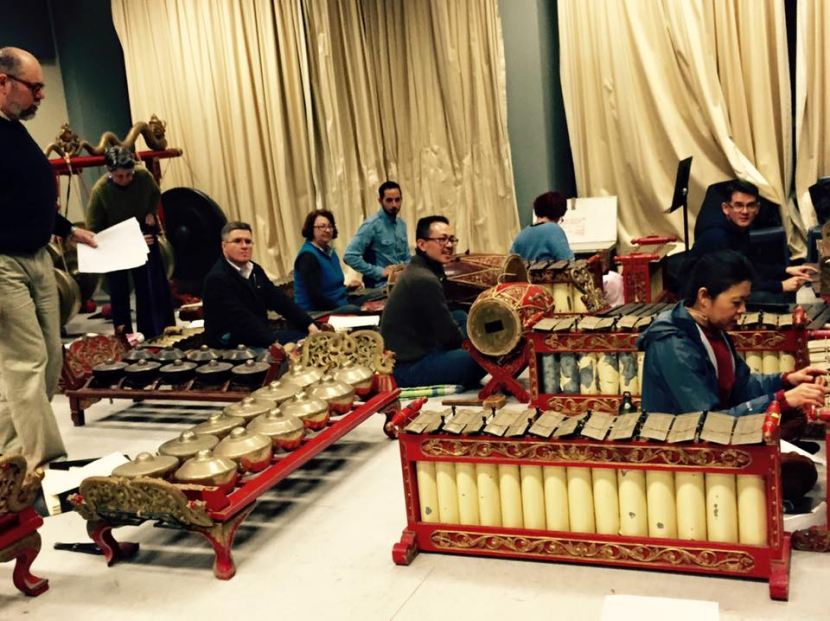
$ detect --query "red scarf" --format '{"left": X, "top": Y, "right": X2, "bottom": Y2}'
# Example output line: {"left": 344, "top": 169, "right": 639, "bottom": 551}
{"left": 701, "top": 328, "right": 735, "bottom": 408}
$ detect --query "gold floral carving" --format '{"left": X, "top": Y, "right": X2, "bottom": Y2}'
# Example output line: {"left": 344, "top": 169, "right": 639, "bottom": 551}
{"left": 429, "top": 531, "right": 756, "bottom": 573}
{"left": 569, "top": 264, "right": 606, "bottom": 312}
{"left": 419, "top": 439, "right": 752, "bottom": 469}
{"left": 62, "top": 334, "right": 129, "bottom": 389}
{"left": 731, "top": 332, "right": 786, "bottom": 350}
{"left": 545, "top": 396, "right": 622, "bottom": 415}
{"left": 0, "top": 455, "right": 43, "bottom": 515}
{"left": 44, "top": 115, "right": 169, "bottom": 158}
{"left": 300, "top": 330, "right": 394, "bottom": 374}
{"left": 544, "top": 333, "right": 638, "bottom": 352}
{"left": 73, "top": 477, "right": 213, "bottom": 528}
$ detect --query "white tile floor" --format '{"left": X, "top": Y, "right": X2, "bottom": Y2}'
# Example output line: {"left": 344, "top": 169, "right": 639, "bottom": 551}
{"left": 2, "top": 311, "right": 829, "bottom": 619}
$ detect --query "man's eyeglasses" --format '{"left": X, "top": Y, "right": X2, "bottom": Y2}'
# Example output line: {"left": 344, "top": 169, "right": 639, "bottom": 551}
{"left": 313, "top": 224, "right": 334, "bottom": 230}
{"left": 427, "top": 236, "right": 459, "bottom": 246}
{"left": 6, "top": 74, "right": 45, "bottom": 96}
{"left": 727, "top": 201, "right": 760, "bottom": 212}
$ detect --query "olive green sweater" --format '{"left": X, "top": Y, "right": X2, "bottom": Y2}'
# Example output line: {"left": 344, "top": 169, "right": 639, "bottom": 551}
{"left": 86, "top": 168, "right": 160, "bottom": 232}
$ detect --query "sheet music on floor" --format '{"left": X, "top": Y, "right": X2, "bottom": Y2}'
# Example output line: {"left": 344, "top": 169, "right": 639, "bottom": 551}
{"left": 325, "top": 314, "right": 380, "bottom": 332}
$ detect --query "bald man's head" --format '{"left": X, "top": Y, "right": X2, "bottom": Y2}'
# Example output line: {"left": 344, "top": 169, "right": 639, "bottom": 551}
{"left": 0, "top": 47, "right": 45, "bottom": 121}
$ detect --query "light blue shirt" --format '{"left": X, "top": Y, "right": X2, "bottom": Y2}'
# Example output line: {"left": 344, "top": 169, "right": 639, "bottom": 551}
{"left": 344, "top": 208, "right": 410, "bottom": 287}
{"left": 509, "top": 221, "right": 574, "bottom": 262}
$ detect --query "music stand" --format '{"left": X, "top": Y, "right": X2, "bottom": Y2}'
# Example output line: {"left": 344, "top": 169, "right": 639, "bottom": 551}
{"left": 667, "top": 156, "right": 693, "bottom": 250}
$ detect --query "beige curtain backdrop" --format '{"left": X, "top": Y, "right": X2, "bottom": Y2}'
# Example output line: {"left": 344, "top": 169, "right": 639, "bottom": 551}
{"left": 559, "top": 0, "right": 802, "bottom": 254}
{"left": 111, "top": 0, "right": 519, "bottom": 278}
{"left": 794, "top": 0, "right": 830, "bottom": 230}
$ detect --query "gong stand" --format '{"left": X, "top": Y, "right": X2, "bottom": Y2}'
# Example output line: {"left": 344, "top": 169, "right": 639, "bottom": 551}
{"left": 0, "top": 456, "right": 49, "bottom": 597}
{"left": 462, "top": 339, "right": 531, "bottom": 403}
{"left": 69, "top": 389, "right": 401, "bottom": 580}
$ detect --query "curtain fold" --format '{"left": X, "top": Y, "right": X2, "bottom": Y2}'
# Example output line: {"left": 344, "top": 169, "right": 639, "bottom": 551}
{"left": 559, "top": 0, "right": 799, "bottom": 253}
{"left": 794, "top": 0, "right": 830, "bottom": 231}
{"left": 111, "top": 0, "right": 519, "bottom": 279}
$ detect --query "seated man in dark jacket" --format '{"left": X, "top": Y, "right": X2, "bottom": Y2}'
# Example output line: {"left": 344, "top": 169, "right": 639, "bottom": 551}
{"left": 691, "top": 179, "right": 814, "bottom": 298}
{"left": 380, "top": 215, "right": 485, "bottom": 389}
{"left": 203, "top": 221, "right": 319, "bottom": 348}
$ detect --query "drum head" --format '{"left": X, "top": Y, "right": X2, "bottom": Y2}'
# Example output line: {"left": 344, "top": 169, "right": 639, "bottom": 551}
{"left": 467, "top": 298, "right": 522, "bottom": 357}
{"left": 500, "top": 254, "right": 528, "bottom": 283}
{"left": 161, "top": 188, "right": 227, "bottom": 295}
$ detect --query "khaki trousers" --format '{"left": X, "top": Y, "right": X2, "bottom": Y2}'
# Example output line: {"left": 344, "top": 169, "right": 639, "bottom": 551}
{"left": 0, "top": 248, "right": 66, "bottom": 468}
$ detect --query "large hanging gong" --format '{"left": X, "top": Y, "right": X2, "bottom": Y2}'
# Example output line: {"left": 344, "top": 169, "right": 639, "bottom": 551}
{"left": 161, "top": 188, "right": 227, "bottom": 295}
{"left": 53, "top": 268, "right": 82, "bottom": 326}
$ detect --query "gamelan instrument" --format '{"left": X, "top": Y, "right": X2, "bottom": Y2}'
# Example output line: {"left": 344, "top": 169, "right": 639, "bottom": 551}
{"left": 387, "top": 253, "right": 605, "bottom": 312}
{"left": 527, "top": 303, "right": 813, "bottom": 415}
{"left": 70, "top": 385, "right": 402, "bottom": 580}
{"left": 615, "top": 235, "right": 678, "bottom": 304}
{"left": 392, "top": 400, "right": 791, "bottom": 600}
{"left": 62, "top": 330, "right": 397, "bottom": 428}
{"left": 467, "top": 283, "right": 555, "bottom": 357}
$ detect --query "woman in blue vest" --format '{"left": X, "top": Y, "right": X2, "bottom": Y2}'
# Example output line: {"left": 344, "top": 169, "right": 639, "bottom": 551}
{"left": 293, "top": 209, "right": 361, "bottom": 313}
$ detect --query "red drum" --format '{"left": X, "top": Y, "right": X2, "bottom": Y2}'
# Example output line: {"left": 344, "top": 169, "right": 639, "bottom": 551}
{"left": 467, "top": 283, "right": 555, "bottom": 356}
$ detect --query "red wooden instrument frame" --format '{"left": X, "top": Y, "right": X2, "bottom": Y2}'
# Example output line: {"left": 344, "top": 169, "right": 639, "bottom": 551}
{"left": 393, "top": 422, "right": 790, "bottom": 600}
{"left": 615, "top": 236, "right": 678, "bottom": 304}
{"left": 79, "top": 389, "right": 400, "bottom": 580}
{"left": 526, "top": 316, "right": 809, "bottom": 414}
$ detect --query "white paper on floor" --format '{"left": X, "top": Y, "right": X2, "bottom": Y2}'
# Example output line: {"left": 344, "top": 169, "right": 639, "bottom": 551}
{"left": 601, "top": 595, "right": 718, "bottom": 621}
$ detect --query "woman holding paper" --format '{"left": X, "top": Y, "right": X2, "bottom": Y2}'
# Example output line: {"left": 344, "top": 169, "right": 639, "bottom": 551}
{"left": 86, "top": 146, "right": 174, "bottom": 338}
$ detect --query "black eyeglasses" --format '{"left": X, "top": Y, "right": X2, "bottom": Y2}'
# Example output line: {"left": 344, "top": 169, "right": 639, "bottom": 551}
{"left": 6, "top": 74, "right": 45, "bottom": 96}
{"left": 727, "top": 201, "right": 760, "bottom": 212}
{"left": 427, "top": 236, "right": 459, "bottom": 246}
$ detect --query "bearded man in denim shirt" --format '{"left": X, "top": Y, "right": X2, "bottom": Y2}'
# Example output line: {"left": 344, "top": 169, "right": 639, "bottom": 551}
{"left": 344, "top": 181, "right": 411, "bottom": 288}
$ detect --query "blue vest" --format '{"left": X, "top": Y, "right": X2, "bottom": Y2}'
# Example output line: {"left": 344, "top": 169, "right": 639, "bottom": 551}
{"left": 293, "top": 241, "right": 349, "bottom": 311}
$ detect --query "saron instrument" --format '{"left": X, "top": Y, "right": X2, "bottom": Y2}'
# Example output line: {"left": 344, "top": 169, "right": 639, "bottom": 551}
{"left": 392, "top": 402, "right": 791, "bottom": 600}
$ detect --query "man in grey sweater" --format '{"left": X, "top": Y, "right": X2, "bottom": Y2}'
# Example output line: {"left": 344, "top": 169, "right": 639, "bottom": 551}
{"left": 380, "top": 216, "right": 485, "bottom": 389}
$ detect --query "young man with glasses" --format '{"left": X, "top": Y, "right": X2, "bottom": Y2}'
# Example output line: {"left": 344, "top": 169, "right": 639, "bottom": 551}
{"left": 691, "top": 179, "right": 814, "bottom": 296}
{"left": 0, "top": 47, "right": 97, "bottom": 469}
{"left": 203, "top": 221, "right": 320, "bottom": 349}
{"left": 380, "top": 216, "right": 485, "bottom": 389}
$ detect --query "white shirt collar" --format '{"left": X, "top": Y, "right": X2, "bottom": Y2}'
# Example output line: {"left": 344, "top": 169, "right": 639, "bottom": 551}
{"left": 227, "top": 258, "right": 254, "bottom": 280}
{"left": 0, "top": 110, "right": 10, "bottom": 121}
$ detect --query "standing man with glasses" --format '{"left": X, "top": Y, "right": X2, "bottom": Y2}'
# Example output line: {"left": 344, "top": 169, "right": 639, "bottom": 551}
{"left": 344, "top": 181, "right": 411, "bottom": 289}
{"left": 0, "top": 47, "right": 97, "bottom": 469}
{"left": 381, "top": 216, "right": 486, "bottom": 389}
{"left": 691, "top": 179, "right": 814, "bottom": 297}
{"left": 203, "top": 221, "right": 319, "bottom": 349}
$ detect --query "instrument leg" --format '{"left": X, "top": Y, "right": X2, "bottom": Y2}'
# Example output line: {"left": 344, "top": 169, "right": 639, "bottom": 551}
{"left": 193, "top": 503, "right": 255, "bottom": 580}
{"left": 87, "top": 520, "right": 139, "bottom": 566}
{"left": 392, "top": 529, "right": 419, "bottom": 565}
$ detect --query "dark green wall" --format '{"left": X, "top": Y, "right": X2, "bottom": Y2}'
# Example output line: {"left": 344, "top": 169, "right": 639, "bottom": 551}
{"left": 49, "top": 0, "right": 131, "bottom": 142}
{"left": 500, "top": 0, "right": 575, "bottom": 228}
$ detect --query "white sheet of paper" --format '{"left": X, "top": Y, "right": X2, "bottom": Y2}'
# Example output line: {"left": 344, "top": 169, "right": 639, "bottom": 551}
{"left": 558, "top": 196, "right": 618, "bottom": 250}
{"left": 40, "top": 452, "right": 130, "bottom": 516}
{"left": 781, "top": 439, "right": 826, "bottom": 466}
{"left": 326, "top": 315, "right": 381, "bottom": 332}
{"left": 77, "top": 217, "right": 149, "bottom": 273}
{"left": 601, "top": 595, "right": 718, "bottom": 621}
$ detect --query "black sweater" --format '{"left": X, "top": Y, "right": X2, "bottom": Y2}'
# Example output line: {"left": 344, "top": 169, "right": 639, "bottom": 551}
{"left": 0, "top": 117, "right": 71, "bottom": 254}
{"left": 380, "top": 253, "right": 463, "bottom": 363}
{"left": 202, "top": 258, "right": 314, "bottom": 348}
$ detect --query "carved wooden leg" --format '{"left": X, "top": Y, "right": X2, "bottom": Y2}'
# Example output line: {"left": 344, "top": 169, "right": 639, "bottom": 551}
{"left": 9, "top": 533, "right": 49, "bottom": 596}
{"left": 69, "top": 395, "right": 85, "bottom": 427}
{"left": 87, "top": 520, "right": 139, "bottom": 566}
{"left": 769, "top": 532, "right": 791, "bottom": 601}
{"left": 193, "top": 503, "right": 255, "bottom": 580}
{"left": 392, "top": 529, "right": 419, "bottom": 566}
{"left": 792, "top": 526, "right": 830, "bottom": 552}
